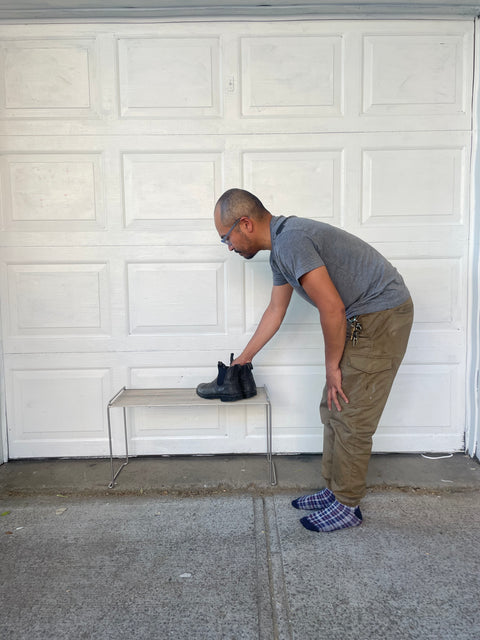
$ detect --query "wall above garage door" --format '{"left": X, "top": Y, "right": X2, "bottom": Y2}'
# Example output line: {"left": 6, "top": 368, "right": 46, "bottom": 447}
{"left": 0, "top": 19, "right": 475, "bottom": 459}
{"left": 1, "top": 1, "right": 480, "bottom": 20}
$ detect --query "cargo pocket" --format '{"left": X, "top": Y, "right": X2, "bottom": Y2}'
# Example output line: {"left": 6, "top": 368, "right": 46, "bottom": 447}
{"left": 347, "top": 355, "right": 392, "bottom": 374}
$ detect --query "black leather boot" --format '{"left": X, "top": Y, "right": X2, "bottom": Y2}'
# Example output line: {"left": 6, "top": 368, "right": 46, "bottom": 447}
{"left": 239, "top": 362, "right": 257, "bottom": 399}
{"left": 228, "top": 353, "right": 257, "bottom": 399}
{"left": 196, "top": 359, "right": 244, "bottom": 402}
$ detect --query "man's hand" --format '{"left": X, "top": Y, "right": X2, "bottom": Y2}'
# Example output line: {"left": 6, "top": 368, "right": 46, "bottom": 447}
{"left": 326, "top": 366, "right": 349, "bottom": 411}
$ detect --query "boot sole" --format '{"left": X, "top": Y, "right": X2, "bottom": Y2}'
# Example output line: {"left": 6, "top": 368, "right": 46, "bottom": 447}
{"left": 196, "top": 390, "right": 244, "bottom": 402}
{"left": 196, "top": 385, "right": 257, "bottom": 402}
{"left": 220, "top": 394, "right": 245, "bottom": 402}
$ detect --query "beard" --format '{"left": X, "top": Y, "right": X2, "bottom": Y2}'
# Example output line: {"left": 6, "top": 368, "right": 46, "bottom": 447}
{"left": 235, "top": 248, "right": 257, "bottom": 260}
{"left": 233, "top": 233, "right": 258, "bottom": 259}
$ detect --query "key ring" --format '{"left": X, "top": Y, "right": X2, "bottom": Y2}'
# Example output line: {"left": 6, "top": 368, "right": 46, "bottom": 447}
{"left": 349, "top": 316, "right": 362, "bottom": 346}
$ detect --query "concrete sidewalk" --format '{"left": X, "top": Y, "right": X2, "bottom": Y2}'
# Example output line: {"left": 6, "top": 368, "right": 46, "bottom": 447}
{"left": 1, "top": 454, "right": 479, "bottom": 640}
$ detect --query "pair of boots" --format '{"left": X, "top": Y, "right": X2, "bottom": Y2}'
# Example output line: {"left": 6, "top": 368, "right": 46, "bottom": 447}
{"left": 196, "top": 354, "right": 257, "bottom": 402}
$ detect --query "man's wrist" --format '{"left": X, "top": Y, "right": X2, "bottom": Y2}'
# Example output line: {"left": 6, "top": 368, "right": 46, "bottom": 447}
{"left": 325, "top": 362, "right": 340, "bottom": 373}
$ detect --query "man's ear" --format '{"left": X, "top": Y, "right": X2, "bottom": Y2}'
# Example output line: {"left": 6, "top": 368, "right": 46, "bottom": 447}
{"left": 242, "top": 217, "right": 254, "bottom": 233}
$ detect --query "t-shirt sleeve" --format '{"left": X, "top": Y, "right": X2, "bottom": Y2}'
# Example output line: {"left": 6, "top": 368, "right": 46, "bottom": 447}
{"left": 270, "top": 254, "right": 288, "bottom": 286}
{"left": 280, "top": 233, "right": 325, "bottom": 283}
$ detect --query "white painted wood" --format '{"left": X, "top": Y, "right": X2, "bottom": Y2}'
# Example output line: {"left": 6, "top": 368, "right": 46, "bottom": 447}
{"left": 0, "top": 38, "right": 98, "bottom": 119}
{"left": 2, "top": 153, "right": 105, "bottom": 231}
{"left": 0, "top": 19, "right": 474, "bottom": 458}
{"left": 0, "top": 21, "right": 473, "bottom": 137}
{"left": 123, "top": 152, "right": 222, "bottom": 226}
{"left": 7, "top": 263, "right": 110, "bottom": 336}
{"left": 8, "top": 364, "right": 112, "bottom": 457}
{"left": 241, "top": 35, "right": 343, "bottom": 117}
{"left": 118, "top": 36, "right": 221, "bottom": 118}
{"left": 127, "top": 262, "right": 225, "bottom": 334}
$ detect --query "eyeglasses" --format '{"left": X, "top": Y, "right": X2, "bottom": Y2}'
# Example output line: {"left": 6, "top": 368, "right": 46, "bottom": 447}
{"left": 220, "top": 217, "right": 242, "bottom": 245}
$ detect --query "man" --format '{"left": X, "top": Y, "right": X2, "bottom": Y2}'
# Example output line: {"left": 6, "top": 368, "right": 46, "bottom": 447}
{"left": 215, "top": 188, "right": 413, "bottom": 533}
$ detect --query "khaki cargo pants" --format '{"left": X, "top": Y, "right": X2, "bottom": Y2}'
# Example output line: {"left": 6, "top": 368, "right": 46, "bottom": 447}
{"left": 320, "top": 297, "right": 414, "bottom": 507}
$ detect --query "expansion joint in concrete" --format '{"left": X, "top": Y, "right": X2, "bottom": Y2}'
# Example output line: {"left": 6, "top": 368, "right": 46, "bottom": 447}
{"left": 255, "top": 496, "right": 294, "bottom": 640}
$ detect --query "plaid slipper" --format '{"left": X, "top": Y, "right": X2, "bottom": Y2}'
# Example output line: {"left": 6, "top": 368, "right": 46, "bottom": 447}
{"left": 300, "top": 500, "right": 363, "bottom": 532}
{"left": 291, "top": 487, "right": 335, "bottom": 511}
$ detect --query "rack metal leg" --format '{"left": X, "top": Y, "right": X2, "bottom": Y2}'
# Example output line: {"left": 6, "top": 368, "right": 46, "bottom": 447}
{"left": 265, "top": 393, "right": 276, "bottom": 486}
{"left": 107, "top": 389, "right": 129, "bottom": 489}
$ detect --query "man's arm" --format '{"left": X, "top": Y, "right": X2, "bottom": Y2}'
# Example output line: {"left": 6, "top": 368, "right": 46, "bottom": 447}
{"left": 299, "top": 266, "right": 348, "bottom": 412}
{"left": 232, "top": 283, "right": 293, "bottom": 365}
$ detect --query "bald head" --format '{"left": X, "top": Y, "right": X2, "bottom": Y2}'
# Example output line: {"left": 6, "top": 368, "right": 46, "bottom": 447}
{"left": 216, "top": 189, "right": 269, "bottom": 226}
{"left": 214, "top": 188, "right": 273, "bottom": 256}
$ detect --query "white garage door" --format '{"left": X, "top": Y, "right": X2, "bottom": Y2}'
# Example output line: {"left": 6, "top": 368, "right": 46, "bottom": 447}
{"left": 0, "top": 19, "right": 473, "bottom": 458}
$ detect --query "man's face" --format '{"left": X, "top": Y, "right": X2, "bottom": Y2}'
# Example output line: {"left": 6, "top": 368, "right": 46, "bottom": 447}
{"left": 214, "top": 205, "right": 258, "bottom": 260}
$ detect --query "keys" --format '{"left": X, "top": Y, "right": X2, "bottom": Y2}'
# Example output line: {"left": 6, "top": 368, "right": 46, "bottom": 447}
{"left": 349, "top": 317, "right": 362, "bottom": 346}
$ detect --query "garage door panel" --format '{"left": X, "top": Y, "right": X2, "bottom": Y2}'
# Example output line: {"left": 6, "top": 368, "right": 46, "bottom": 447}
{"left": 122, "top": 151, "right": 223, "bottom": 227}
{"left": 392, "top": 257, "right": 465, "bottom": 328}
{"left": 243, "top": 149, "right": 344, "bottom": 226}
{"left": 0, "top": 37, "right": 100, "bottom": 119}
{"left": 379, "top": 365, "right": 454, "bottom": 429}
{"left": 373, "top": 430, "right": 464, "bottom": 453}
{"left": 7, "top": 366, "right": 112, "bottom": 458}
{"left": 373, "top": 364, "right": 464, "bottom": 452}
{"left": 234, "top": 131, "right": 470, "bottom": 236}
{"left": 1, "top": 244, "right": 234, "bottom": 355}
{"left": 354, "top": 131, "right": 470, "bottom": 233}
{"left": 0, "top": 21, "right": 472, "bottom": 137}
{"left": 245, "top": 364, "right": 340, "bottom": 454}
{"left": 260, "top": 367, "right": 324, "bottom": 436}
{"left": 361, "top": 147, "right": 465, "bottom": 225}
{"left": 6, "top": 263, "right": 110, "bottom": 337}
{"left": 362, "top": 33, "right": 469, "bottom": 117}
{"left": 128, "top": 405, "right": 228, "bottom": 456}
{"left": 238, "top": 322, "right": 465, "bottom": 367}
{"left": 255, "top": 364, "right": 464, "bottom": 453}
{"left": 127, "top": 261, "right": 226, "bottom": 335}
{"left": 243, "top": 254, "right": 466, "bottom": 354}
{"left": 241, "top": 35, "right": 343, "bottom": 117}
{"left": 1, "top": 152, "right": 106, "bottom": 232}
{"left": 245, "top": 260, "right": 320, "bottom": 333}
{"left": 117, "top": 36, "right": 222, "bottom": 118}
{"left": 0, "top": 131, "right": 470, "bottom": 246}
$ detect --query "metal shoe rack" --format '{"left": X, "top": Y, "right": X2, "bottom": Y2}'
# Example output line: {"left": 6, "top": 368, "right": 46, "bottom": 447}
{"left": 107, "top": 386, "right": 275, "bottom": 489}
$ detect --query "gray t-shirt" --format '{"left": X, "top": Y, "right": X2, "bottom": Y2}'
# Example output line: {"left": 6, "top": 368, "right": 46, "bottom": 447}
{"left": 269, "top": 216, "right": 410, "bottom": 318}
